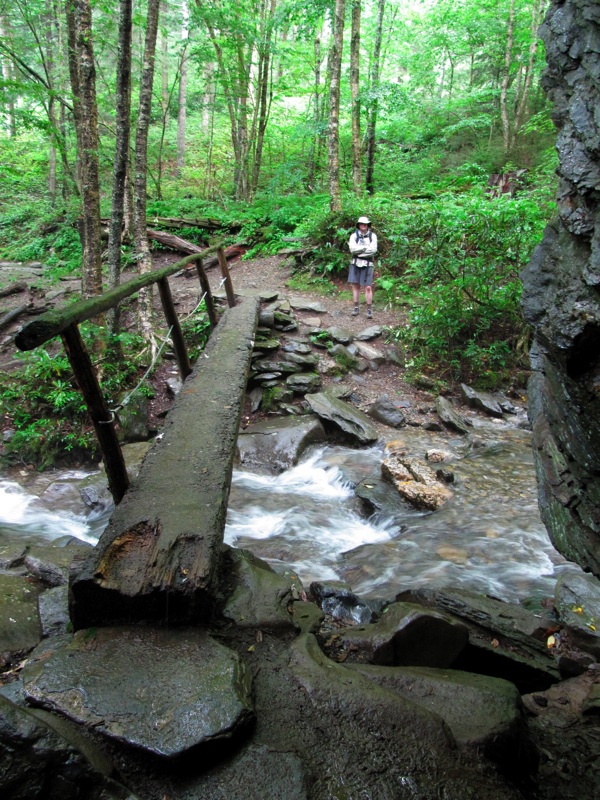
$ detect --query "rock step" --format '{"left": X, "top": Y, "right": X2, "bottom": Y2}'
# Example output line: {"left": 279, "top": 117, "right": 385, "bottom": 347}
{"left": 70, "top": 298, "right": 259, "bottom": 629}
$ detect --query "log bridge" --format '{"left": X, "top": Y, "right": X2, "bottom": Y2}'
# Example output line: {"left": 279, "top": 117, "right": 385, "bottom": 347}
{"left": 15, "top": 246, "right": 260, "bottom": 627}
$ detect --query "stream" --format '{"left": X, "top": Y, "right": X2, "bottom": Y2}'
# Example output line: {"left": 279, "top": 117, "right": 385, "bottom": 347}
{"left": 0, "top": 420, "right": 583, "bottom": 605}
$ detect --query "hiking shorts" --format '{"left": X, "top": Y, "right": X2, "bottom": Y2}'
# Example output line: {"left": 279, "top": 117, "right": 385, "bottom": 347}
{"left": 348, "top": 263, "right": 374, "bottom": 286}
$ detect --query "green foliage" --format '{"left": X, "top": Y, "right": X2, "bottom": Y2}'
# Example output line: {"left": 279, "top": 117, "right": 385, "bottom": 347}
{"left": 0, "top": 326, "right": 150, "bottom": 469}
{"left": 181, "top": 306, "right": 212, "bottom": 361}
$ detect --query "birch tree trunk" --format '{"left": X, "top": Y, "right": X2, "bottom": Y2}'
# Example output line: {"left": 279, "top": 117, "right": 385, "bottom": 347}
{"left": 365, "top": 0, "right": 384, "bottom": 195}
{"left": 66, "top": 0, "right": 102, "bottom": 297}
{"left": 350, "top": 0, "right": 362, "bottom": 194}
{"left": 328, "top": 0, "right": 345, "bottom": 212}
{"left": 107, "top": 0, "right": 133, "bottom": 336}
{"left": 133, "top": 0, "right": 161, "bottom": 346}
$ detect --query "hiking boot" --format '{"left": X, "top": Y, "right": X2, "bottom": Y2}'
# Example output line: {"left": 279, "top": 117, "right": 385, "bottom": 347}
{"left": 351, "top": 305, "right": 359, "bottom": 316}
{"left": 366, "top": 307, "right": 373, "bottom": 319}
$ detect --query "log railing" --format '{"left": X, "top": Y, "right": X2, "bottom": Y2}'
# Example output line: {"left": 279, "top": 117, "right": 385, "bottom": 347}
{"left": 14, "top": 245, "right": 236, "bottom": 506}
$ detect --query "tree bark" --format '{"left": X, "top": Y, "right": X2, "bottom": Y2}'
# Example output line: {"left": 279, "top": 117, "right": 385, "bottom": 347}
{"left": 500, "top": 0, "right": 515, "bottom": 153}
{"left": 66, "top": 0, "right": 102, "bottom": 297}
{"left": 350, "top": 0, "right": 362, "bottom": 194}
{"left": 0, "top": 14, "right": 16, "bottom": 137}
{"left": 307, "top": 36, "right": 322, "bottom": 190}
{"left": 365, "top": 0, "right": 384, "bottom": 195}
{"left": 176, "top": 0, "right": 189, "bottom": 175}
{"left": 511, "top": 0, "right": 545, "bottom": 149}
{"left": 133, "top": 0, "right": 161, "bottom": 346}
{"left": 328, "top": 0, "right": 345, "bottom": 212}
{"left": 107, "top": 0, "right": 133, "bottom": 336}
{"left": 250, "top": 0, "right": 276, "bottom": 196}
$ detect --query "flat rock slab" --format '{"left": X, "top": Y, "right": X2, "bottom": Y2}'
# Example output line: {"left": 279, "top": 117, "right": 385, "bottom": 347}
{"left": 338, "top": 601, "right": 469, "bottom": 667}
{"left": 304, "top": 390, "right": 379, "bottom": 446}
{"left": 236, "top": 415, "right": 327, "bottom": 474}
{"left": 436, "top": 396, "right": 470, "bottom": 434}
{"left": 0, "top": 574, "right": 42, "bottom": 667}
{"left": 23, "top": 626, "right": 254, "bottom": 759}
{"left": 555, "top": 572, "right": 600, "bottom": 659}
{"left": 70, "top": 299, "right": 259, "bottom": 628}
{"left": 460, "top": 384, "right": 504, "bottom": 418}
{"left": 289, "top": 297, "right": 327, "bottom": 313}
{"left": 346, "top": 664, "right": 528, "bottom": 772}
{"left": 0, "top": 694, "right": 135, "bottom": 799}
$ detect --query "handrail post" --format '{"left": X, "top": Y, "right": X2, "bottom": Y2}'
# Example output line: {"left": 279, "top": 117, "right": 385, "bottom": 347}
{"left": 194, "top": 257, "right": 218, "bottom": 330}
{"left": 60, "top": 323, "right": 130, "bottom": 505}
{"left": 217, "top": 247, "right": 236, "bottom": 308}
{"left": 157, "top": 277, "right": 192, "bottom": 380}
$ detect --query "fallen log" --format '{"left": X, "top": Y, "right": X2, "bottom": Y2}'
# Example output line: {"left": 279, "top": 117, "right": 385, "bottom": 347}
{"left": 0, "top": 281, "right": 28, "bottom": 298}
{"left": 147, "top": 228, "right": 204, "bottom": 255}
{"left": 0, "top": 303, "right": 29, "bottom": 330}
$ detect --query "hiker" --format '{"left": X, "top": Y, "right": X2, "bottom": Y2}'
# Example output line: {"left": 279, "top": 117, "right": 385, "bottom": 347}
{"left": 348, "top": 216, "right": 377, "bottom": 318}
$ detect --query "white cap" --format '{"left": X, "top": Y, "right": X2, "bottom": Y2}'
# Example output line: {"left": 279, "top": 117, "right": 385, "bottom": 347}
{"left": 357, "top": 216, "right": 371, "bottom": 225}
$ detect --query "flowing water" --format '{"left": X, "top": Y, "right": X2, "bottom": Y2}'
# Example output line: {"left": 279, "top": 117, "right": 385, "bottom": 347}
{"left": 0, "top": 420, "right": 583, "bottom": 604}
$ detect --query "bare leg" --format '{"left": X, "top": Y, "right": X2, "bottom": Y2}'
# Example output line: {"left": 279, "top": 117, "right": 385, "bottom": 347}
{"left": 365, "top": 285, "right": 373, "bottom": 305}
{"left": 351, "top": 284, "right": 360, "bottom": 304}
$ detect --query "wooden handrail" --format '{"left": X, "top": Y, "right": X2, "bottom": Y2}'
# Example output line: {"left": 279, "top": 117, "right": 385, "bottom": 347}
{"left": 15, "top": 246, "right": 222, "bottom": 351}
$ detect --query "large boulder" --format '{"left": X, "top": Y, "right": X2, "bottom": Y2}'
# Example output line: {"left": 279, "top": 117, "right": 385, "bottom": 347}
{"left": 555, "top": 571, "right": 600, "bottom": 659}
{"left": 520, "top": 0, "right": 600, "bottom": 577}
{"left": 236, "top": 415, "right": 326, "bottom": 474}
{"left": 0, "top": 574, "right": 42, "bottom": 669}
{"left": 304, "top": 390, "right": 379, "bottom": 446}
{"left": 22, "top": 627, "right": 254, "bottom": 759}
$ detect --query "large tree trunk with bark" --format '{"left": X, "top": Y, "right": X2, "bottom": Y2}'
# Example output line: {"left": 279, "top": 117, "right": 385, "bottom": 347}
{"left": 328, "top": 0, "right": 345, "bottom": 212}
{"left": 250, "top": 0, "right": 276, "bottom": 196}
{"left": 133, "top": 0, "right": 161, "bottom": 346}
{"left": 365, "top": 0, "right": 384, "bottom": 195}
{"left": 350, "top": 0, "right": 362, "bottom": 194}
{"left": 500, "top": 0, "right": 515, "bottom": 153}
{"left": 176, "top": 1, "right": 189, "bottom": 175}
{"left": 66, "top": 0, "right": 102, "bottom": 297}
{"left": 107, "top": 0, "right": 133, "bottom": 336}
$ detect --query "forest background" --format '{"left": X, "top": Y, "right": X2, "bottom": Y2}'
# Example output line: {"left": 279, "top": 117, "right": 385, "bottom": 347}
{"left": 0, "top": 0, "right": 556, "bottom": 465}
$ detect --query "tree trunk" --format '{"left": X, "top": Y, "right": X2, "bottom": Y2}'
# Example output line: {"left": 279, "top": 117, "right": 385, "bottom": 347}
{"left": 307, "top": 36, "right": 322, "bottom": 190}
{"left": 350, "top": 0, "right": 361, "bottom": 194}
{"left": 201, "top": 61, "right": 214, "bottom": 134}
{"left": 133, "top": 0, "right": 161, "bottom": 346}
{"left": 176, "top": 1, "right": 189, "bottom": 175}
{"left": 66, "top": 0, "right": 102, "bottom": 297}
{"left": 500, "top": 0, "right": 515, "bottom": 153}
{"left": 160, "top": 1, "right": 169, "bottom": 125}
{"left": 107, "top": 0, "right": 133, "bottom": 337}
{"left": 328, "top": 0, "right": 345, "bottom": 212}
{"left": 365, "top": 0, "right": 384, "bottom": 194}
{"left": 511, "top": 0, "right": 545, "bottom": 149}
{"left": 0, "top": 15, "right": 16, "bottom": 137}
{"left": 250, "top": 0, "right": 276, "bottom": 196}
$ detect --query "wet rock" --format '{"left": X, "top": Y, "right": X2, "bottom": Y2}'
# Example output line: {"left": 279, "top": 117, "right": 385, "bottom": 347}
{"left": 22, "top": 626, "right": 254, "bottom": 758}
{"left": 248, "top": 386, "right": 263, "bottom": 412}
{"left": 310, "top": 580, "right": 373, "bottom": 625}
{"left": 253, "top": 337, "right": 280, "bottom": 353}
{"left": 426, "top": 449, "right": 455, "bottom": 463}
{"left": 555, "top": 572, "right": 600, "bottom": 659}
{"left": 367, "top": 395, "right": 407, "bottom": 428}
{"left": 236, "top": 415, "right": 327, "bottom": 473}
{"left": 0, "top": 574, "right": 42, "bottom": 669}
{"left": 304, "top": 390, "right": 379, "bottom": 446}
{"left": 347, "top": 664, "right": 532, "bottom": 774}
{"left": 0, "top": 543, "right": 27, "bottom": 569}
{"left": 582, "top": 684, "right": 600, "bottom": 715}
{"left": 384, "top": 343, "right": 406, "bottom": 366}
{"left": 222, "top": 547, "right": 299, "bottom": 631}
{"left": 0, "top": 694, "right": 135, "bottom": 799}
{"left": 253, "top": 358, "right": 301, "bottom": 374}
{"left": 285, "top": 372, "right": 322, "bottom": 393}
{"left": 354, "top": 325, "right": 382, "bottom": 341}
{"left": 281, "top": 340, "right": 313, "bottom": 354}
{"left": 289, "top": 297, "right": 327, "bottom": 313}
{"left": 186, "top": 742, "right": 310, "bottom": 799}
{"left": 24, "top": 539, "right": 93, "bottom": 588}
{"left": 353, "top": 341, "right": 386, "bottom": 366}
{"left": 436, "top": 396, "right": 471, "bottom": 434}
{"left": 273, "top": 311, "right": 297, "bottom": 331}
{"left": 283, "top": 351, "right": 318, "bottom": 368}
{"left": 116, "top": 394, "right": 150, "bottom": 443}
{"left": 325, "top": 326, "right": 353, "bottom": 345}
{"left": 38, "top": 585, "right": 70, "bottom": 639}
{"left": 460, "top": 384, "right": 504, "bottom": 418}
{"left": 328, "top": 342, "right": 358, "bottom": 369}
{"left": 165, "top": 376, "right": 182, "bottom": 396}
{"left": 354, "top": 474, "right": 411, "bottom": 519}
{"left": 397, "top": 587, "right": 562, "bottom": 692}
{"left": 337, "top": 601, "right": 469, "bottom": 667}
{"left": 381, "top": 452, "right": 453, "bottom": 511}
